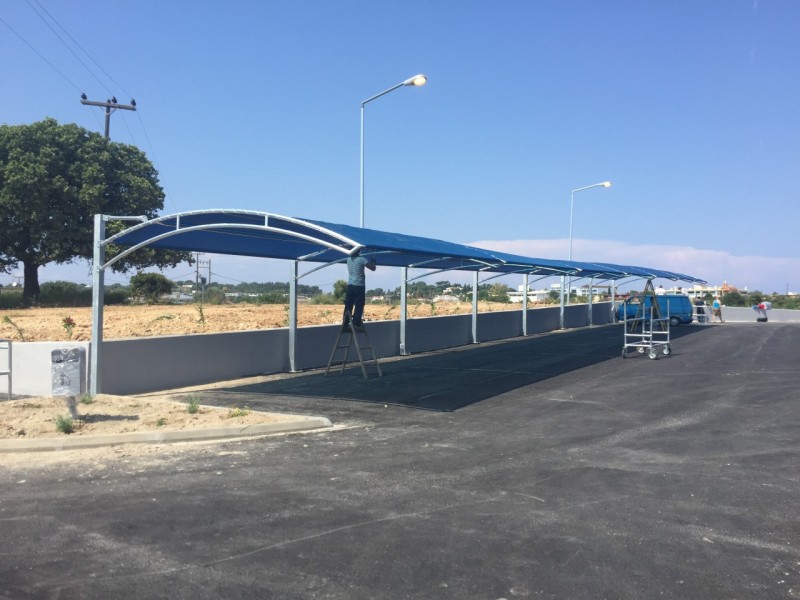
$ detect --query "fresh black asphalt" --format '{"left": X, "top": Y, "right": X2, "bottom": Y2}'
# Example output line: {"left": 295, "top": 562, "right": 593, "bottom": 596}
{"left": 1, "top": 323, "right": 799, "bottom": 599}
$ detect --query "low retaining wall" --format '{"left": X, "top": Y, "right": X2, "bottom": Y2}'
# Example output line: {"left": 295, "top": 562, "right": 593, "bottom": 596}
{"left": 711, "top": 306, "right": 800, "bottom": 323}
{"left": 9, "top": 302, "right": 617, "bottom": 396}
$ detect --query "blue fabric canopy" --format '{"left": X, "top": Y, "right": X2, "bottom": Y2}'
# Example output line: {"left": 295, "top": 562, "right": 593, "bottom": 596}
{"left": 105, "top": 209, "right": 705, "bottom": 283}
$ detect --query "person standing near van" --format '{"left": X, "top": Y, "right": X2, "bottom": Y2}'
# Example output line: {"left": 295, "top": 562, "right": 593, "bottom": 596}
{"left": 712, "top": 296, "right": 724, "bottom": 323}
{"left": 694, "top": 297, "right": 707, "bottom": 323}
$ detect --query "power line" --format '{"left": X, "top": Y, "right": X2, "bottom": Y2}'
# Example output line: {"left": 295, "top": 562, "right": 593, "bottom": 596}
{"left": 0, "top": 14, "right": 82, "bottom": 93}
{"left": 8, "top": 4, "right": 170, "bottom": 211}
{"left": 25, "top": 1, "right": 169, "bottom": 206}
{"left": 25, "top": 0, "right": 111, "bottom": 96}
{"left": 28, "top": 0, "right": 134, "bottom": 99}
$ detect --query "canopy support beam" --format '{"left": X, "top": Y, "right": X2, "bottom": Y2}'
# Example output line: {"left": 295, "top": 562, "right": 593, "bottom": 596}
{"left": 90, "top": 214, "right": 105, "bottom": 396}
{"left": 289, "top": 260, "right": 298, "bottom": 372}
{"left": 400, "top": 268, "right": 408, "bottom": 355}
{"left": 522, "top": 274, "right": 529, "bottom": 336}
{"left": 472, "top": 272, "right": 479, "bottom": 343}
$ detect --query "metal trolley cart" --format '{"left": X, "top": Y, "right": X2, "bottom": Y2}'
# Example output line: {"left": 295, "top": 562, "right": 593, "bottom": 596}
{"left": 621, "top": 309, "right": 671, "bottom": 359}
{"left": 620, "top": 281, "right": 672, "bottom": 360}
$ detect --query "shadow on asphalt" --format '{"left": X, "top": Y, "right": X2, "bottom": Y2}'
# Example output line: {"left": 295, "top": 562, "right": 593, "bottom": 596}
{"left": 224, "top": 325, "right": 707, "bottom": 412}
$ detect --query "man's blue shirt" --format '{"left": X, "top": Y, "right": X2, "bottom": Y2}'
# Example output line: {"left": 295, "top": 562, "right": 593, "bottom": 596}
{"left": 347, "top": 256, "right": 368, "bottom": 286}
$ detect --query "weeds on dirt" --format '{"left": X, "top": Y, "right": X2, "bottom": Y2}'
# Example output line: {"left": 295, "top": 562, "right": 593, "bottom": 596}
{"left": 187, "top": 396, "right": 200, "bottom": 414}
{"left": 156, "top": 417, "right": 167, "bottom": 427}
{"left": 227, "top": 406, "right": 250, "bottom": 418}
{"left": 2, "top": 315, "right": 27, "bottom": 341}
{"left": 195, "top": 302, "right": 206, "bottom": 328}
{"left": 54, "top": 415, "right": 75, "bottom": 434}
{"left": 79, "top": 394, "right": 94, "bottom": 405}
{"left": 148, "top": 314, "right": 176, "bottom": 328}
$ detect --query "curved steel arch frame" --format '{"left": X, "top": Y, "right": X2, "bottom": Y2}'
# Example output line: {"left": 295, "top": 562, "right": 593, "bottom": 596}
{"left": 90, "top": 210, "right": 706, "bottom": 394}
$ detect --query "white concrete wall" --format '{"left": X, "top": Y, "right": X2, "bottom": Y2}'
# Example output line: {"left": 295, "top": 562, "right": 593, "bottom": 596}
{"left": 7, "top": 302, "right": 621, "bottom": 397}
{"left": 9, "top": 342, "right": 90, "bottom": 397}
{"left": 713, "top": 306, "right": 800, "bottom": 323}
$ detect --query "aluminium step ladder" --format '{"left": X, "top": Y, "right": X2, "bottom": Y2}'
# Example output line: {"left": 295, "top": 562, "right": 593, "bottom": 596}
{"left": 325, "top": 323, "right": 382, "bottom": 379}
{"left": 626, "top": 279, "right": 668, "bottom": 333}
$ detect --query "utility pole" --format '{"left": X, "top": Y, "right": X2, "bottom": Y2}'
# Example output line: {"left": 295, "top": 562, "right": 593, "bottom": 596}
{"left": 195, "top": 254, "right": 211, "bottom": 299}
{"left": 80, "top": 94, "right": 136, "bottom": 139}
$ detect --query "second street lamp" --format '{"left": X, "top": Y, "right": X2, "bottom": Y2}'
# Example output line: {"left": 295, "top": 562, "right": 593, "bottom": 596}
{"left": 562, "top": 180, "right": 612, "bottom": 323}
{"left": 360, "top": 74, "right": 427, "bottom": 228}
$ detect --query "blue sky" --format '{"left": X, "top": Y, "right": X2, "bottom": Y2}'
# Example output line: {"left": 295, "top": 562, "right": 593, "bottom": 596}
{"left": 2, "top": 0, "right": 799, "bottom": 294}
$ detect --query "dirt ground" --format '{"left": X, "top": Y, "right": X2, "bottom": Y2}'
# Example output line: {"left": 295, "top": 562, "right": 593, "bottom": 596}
{"left": 0, "top": 391, "right": 309, "bottom": 469}
{"left": 0, "top": 301, "right": 520, "bottom": 342}
{"left": 0, "top": 393, "right": 292, "bottom": 440}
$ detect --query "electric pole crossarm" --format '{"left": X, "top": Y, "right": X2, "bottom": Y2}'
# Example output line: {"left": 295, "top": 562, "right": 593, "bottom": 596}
{"left": 80, "top": 99, "right": 137, "bottom": 111}
{"left": 80, "top": 95, "right": 137, "bottom": 139}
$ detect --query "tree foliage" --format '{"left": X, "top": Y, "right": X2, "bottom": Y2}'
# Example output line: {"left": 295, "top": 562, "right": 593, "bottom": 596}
{"left": 0, "top": 118, "right": 190, "bottom": 302}
{"left": 333, "top": 280, "right": 348, "bottom": 302}
{"left": 130, "top": 273, "right": 175, "bottom": 303}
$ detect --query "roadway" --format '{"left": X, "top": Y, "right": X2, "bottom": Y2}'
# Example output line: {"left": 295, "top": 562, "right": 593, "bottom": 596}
{"left": 2, "top": 322, "right": 798, "bottom": 599}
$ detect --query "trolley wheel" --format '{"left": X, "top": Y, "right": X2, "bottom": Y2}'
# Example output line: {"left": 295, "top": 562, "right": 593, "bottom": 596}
{"left": 663, "top": 344, "right": 671, "bottom": 356}
{"left": 621, "top": 348, "right": 629, "bottom": 359}
{"left": 637, "top": 346, "right": 646, "bottom": 354}
{"left": 648, "top": 347, "right": 658, "bottom": 360}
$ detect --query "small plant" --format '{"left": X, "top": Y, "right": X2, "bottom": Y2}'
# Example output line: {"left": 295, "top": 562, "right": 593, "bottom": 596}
{"left": 227, "top": 406, "right": 250, "bottom": 418}
{"left": 283, "top": 304, "right": 290, "bottom": 327}
{"left": 54, "top": 415, "right": 74, "bottom": 434}
{"left": 2, "top": 315, "right": 27, "bottom": 342}
{"left": 156, "top": 417, "right": 167, "bottom": 427}
{"left": 62, "top": 315, "right": 77, "bottom": 339}
{"left": 187, "top": 396, "right": 200, "bottom": 414}
{"left": 195, "top": 302, "right": 206, "bottom": 327}
{"left": 79, "top": 394, "right": 94, "bottom": 405}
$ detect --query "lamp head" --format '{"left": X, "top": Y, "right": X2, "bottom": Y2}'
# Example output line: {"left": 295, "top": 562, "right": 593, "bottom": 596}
{"left": 601, "top": 181, "right": 612, "bottom": 188}
{"left": 404, "top": 74, "right": 427, "bottom": 87}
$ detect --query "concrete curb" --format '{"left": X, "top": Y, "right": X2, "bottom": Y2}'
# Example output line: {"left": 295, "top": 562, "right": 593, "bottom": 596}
{"left": 0, "top": 416, "right": 333, "bottom": 453}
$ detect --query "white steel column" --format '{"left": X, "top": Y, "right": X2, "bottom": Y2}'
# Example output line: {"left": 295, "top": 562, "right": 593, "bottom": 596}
{"left": 522, "top": 274, "right": 529, "bottom": 336}
{"left": 611, "top": 283, "right": 617, "bottom": 322}
{"left": 472, "top": 272, "right": 479, "bottom": 343}
{"left": 289, "top": 260, "right": 298, "bottom": 372}
{"left": 400, "top": 268, "right": 408, "bottom": 355}
{"left": 90, "top": 214, "right": 105, "bottom": 395}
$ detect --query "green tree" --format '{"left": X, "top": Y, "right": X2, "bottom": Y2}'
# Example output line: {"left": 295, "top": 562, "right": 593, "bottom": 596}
{"left": 130, "top": 273, "right": 174, "bottom": 303}
{"left": 0, "top": 118, "right": 189, "bottom": 302}
{"left": 722, "top": 291, "right": 745, "bottom": 307}
{"left": 333, "top": 280, "right": 348, "bottom": 303}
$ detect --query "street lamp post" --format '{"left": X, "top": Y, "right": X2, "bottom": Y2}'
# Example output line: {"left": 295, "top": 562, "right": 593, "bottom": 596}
{"left": 560, "top": 180, "right": 612, "bottom": 328}
{"left": 360, "top": 74, "right": 427, "bottom": 228}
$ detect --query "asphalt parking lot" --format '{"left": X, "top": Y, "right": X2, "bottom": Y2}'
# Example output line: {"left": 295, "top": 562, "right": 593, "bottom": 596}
{"left": 2, "top": 323, "right": 799, "bottom": 599}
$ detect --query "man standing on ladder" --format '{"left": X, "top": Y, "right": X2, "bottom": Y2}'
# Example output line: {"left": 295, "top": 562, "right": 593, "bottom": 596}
{"left": 343, "top": 248, "right": 376, "bottom": 330}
